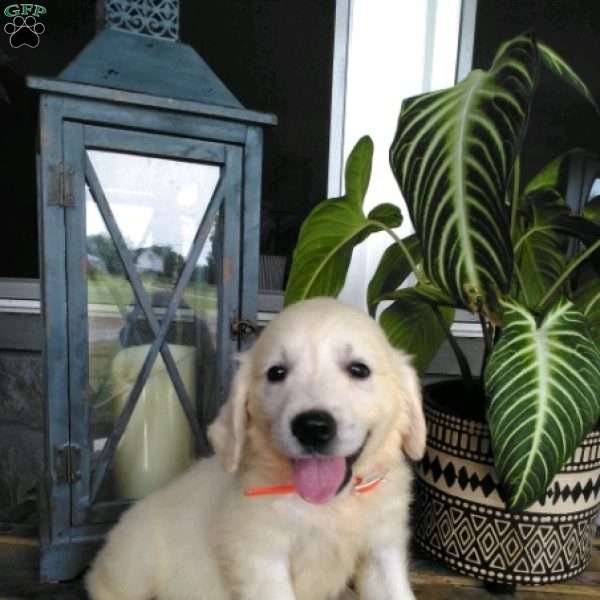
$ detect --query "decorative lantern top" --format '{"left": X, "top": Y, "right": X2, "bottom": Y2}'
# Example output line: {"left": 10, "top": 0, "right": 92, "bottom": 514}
{"left": 28, "top": 0, "right": 276, "bottom": 126}
{"left": 105, "top": 0, "right": 179, "bottom": 41}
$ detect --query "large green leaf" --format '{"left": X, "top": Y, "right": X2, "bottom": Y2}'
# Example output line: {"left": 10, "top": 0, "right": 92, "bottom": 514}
{"left": 513, "top": 191, "right": 569, "bottom": 308}
{"left": 379, "top": 288, "right": 454, "bottom": 375}
{"left": 285, "top": 136, "right": 404, "bottom": 306}
{"left": 555, "top": 214, "right": 600, "bottom": 242}
{"left": 390, "top": 34, "right": 538, "bottom": 317}
{"left": 367, "top": 203, "right": 403, "bottom": 227}
{"left": 555, "top": 215, "right": 600, "bottom": 274}
{"left": 382, "top": 282, "right": 455, "bottom": 306}
{"left": 573, "top": 279, "right": 600, "bottom": 350}
{"left": 538, "top": 42, "right": 600, "bottom": 114}
{"left": 522, "top": 151, "right": 581, "bottom": 198}
{"left": 485, "top": 300, "right": 600, "bottom": 511}
{"left": 346, "top": 136, "right": 375, "bottom": 207}
{"left": 584, "top": 196, "right": 600, "bottom": 224}
{"left": 284, "top": 200, "right": 372, "bottom": 305}
{"left": 367, "top": 235, "right": 422, "bottom": 316}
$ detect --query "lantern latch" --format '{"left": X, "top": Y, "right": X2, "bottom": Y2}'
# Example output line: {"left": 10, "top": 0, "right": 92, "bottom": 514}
{"left": 231, "top": 317, "right": 258, "bottom": 340}
{"left": 48, "top": 163, "right": 75, "bottom": 208}
{"left": 54, "top": 443, "right": 82, "bottom": 484}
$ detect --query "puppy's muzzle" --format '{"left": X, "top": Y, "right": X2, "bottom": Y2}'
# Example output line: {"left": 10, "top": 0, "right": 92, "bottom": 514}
{"left": 291, "top": 410, "right": 337, "bottom": 451}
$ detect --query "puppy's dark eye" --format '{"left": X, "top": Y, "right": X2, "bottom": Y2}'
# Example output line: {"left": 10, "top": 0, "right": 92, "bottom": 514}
{"left": 266, "top": 365, "right": 288, "bottom": 383}
{"left": 348, "top": 362, "right": 370, "bottom": 379}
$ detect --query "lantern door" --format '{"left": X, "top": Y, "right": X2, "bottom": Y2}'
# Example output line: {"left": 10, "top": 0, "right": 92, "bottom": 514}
{"left": 62, "top": 122, "right": 242, "bottom": 525}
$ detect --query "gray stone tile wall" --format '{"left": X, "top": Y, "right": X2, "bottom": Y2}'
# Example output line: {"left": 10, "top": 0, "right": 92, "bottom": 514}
{"left": 0, "top": 351, "right": 43, "bottom": 511}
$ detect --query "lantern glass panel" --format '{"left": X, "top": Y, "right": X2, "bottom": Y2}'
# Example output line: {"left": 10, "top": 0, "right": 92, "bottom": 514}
{"left": 84, "top": 149, "right": 223, "bottom": 502}
{"left": 86, "top": 149, "right": 220, "bottom": 284}
{"left": 86, "top": 194, "right": 146, "bottom": 463}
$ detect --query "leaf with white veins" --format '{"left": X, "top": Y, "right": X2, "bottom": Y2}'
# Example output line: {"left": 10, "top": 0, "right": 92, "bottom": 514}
{"left": 538, "top": 42, "right": 600, "bottom": 114}
{"left": 390, "top": 34, "right": 538, "bottom": 317}
{"left": 485, "top": 300, "right": 600, "bottom": 511}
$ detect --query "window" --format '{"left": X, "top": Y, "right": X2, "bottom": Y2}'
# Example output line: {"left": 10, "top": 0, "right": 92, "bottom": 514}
{"left": 329, "top": 0, "right": 474, "bottom": 335}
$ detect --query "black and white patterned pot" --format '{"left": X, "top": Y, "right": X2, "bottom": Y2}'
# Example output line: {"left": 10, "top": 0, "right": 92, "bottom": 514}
{"left": 414, "top": 389, "right": 600, "bottom": 586}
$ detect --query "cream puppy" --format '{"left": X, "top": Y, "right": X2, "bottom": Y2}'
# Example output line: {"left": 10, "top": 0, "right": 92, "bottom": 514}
{"left": 86, "top": 297, "right": 426, "bottom": 600}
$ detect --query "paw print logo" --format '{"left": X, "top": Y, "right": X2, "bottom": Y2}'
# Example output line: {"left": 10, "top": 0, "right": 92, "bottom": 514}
{"left": 4, "top": 15, "right": 45, "bottom": 48}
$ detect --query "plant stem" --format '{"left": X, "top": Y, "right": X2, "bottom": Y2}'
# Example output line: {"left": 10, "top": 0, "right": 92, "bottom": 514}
{"left": 432, "top": 306, "right": 474, "bottom": 392}
{"left": 375, "top": 221, "right": 428, "bottom": 286}
{"left": 510, "top": 155, "right": 521, "bottom": 241}
{"left": 536, "top": 237, "right": 600, "bottom": 311}
{"left": 478, "top": 312, "right": 493, "bottom": 355}
{"left": 478, "top": 312, "right": 493, "bottom": 385}
{"left": 583, "top": 288, "right": 600, "bottom": 316}
{"left": 512, "top": 262, "right": 531, "bottom": 307}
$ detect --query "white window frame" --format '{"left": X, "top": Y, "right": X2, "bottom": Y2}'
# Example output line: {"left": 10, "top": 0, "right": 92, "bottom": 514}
{"left": 0, "top": 278, "right": 40, "bottom": 312}
{"left": 328, "top": 0, "right": 480, "bottom": 337}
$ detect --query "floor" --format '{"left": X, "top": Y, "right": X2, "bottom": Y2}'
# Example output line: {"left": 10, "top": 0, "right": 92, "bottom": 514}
{"left": 0, "top": 534, "right": 598, "bottom": 599}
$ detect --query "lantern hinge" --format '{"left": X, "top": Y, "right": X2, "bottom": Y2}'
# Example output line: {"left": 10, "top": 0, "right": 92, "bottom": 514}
{"left": 54, "top": 443, "right": 82, "bottom": 484}
{"left": 48, "top": 162, "right": 75, "bottom": 208}
{"left": 231, "top": 317, "right": 258, "bottom": 340}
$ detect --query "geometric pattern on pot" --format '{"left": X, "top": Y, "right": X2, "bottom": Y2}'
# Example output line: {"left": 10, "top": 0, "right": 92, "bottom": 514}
{"left": 418, "top": 449, "right": 503, "bottom": 507}
{"left": 417, "top": 449, "right": 600, "bottom": 513}
{"left": 423, "top": 403, "right": 600, "bottom": 471}
{"left": 538, "top": 474, "right": 600, "bottom": 509}
{"left": 414, "top": 479, "right": 599, "bottom": 586}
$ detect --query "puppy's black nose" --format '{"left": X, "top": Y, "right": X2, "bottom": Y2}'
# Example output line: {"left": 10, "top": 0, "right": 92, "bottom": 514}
{"left": 291, "top": 410, "right": 337, "bottom": 450}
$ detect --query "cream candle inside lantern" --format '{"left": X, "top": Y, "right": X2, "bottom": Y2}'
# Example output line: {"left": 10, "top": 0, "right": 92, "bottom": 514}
{"left": 111, "top": 344, "right": 196, "bottom": 499}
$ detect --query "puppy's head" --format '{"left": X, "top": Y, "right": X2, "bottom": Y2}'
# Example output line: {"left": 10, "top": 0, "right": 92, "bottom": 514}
{"left": 208, "top": 298, "right": 426, "bottom": 503}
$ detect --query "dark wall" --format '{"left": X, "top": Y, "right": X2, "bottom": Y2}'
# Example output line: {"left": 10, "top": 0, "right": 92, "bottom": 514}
{"left": 0, "top": 0, "right": 335, "bottom": 278}
{"left": 0, "top": 350, "right": 43, "bottom": 512}
{"left": 0, "top": 0, "right": 98, "bottom": 278}
{"left": 473, "top": 0, "right": 600, "bottom": 185}
{"left": 180, "top": 1, "right": 335, "bottom": 258}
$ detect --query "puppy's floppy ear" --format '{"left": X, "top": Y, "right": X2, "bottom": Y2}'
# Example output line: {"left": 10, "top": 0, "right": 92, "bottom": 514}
{"left": 394, "top": 351, "right": 427, "bottom": 461}
{"left": 208, "top": 353, "right": 252, "bottom": 473}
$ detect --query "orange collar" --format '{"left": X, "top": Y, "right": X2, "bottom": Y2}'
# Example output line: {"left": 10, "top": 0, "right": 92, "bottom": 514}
{"left": 244, "top": 474, "right": 386, "bottom": 498}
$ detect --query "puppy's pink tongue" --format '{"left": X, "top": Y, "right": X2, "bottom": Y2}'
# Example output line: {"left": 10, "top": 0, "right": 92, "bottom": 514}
{"left": 292, "top": 457, "right": 346, "bottom": 504}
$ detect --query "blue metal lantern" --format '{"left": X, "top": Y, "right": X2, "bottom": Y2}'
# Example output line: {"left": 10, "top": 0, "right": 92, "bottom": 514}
{"left": 28, "top": 0, "right": 275, "bottom": 581}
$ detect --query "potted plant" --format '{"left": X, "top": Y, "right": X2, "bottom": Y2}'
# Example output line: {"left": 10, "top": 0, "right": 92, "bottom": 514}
{"left": 283, "top": 32, "right": 600, "bottom": 587}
